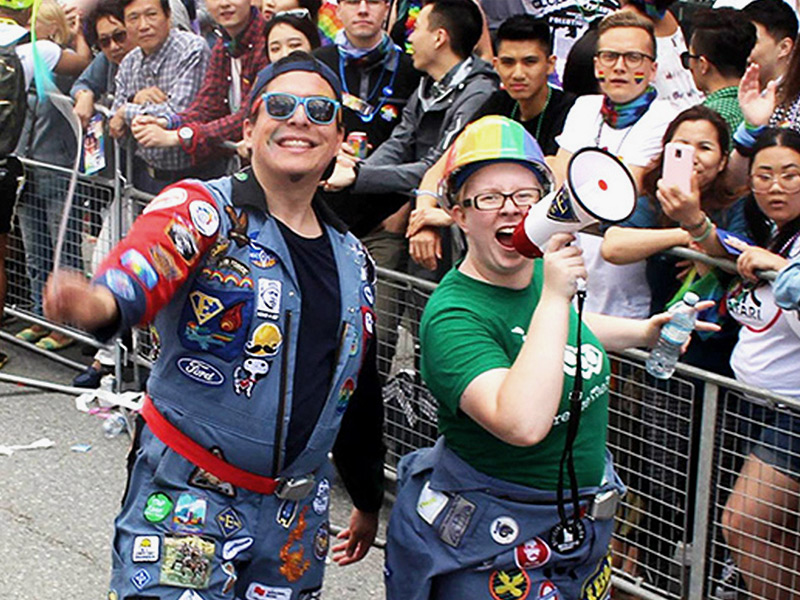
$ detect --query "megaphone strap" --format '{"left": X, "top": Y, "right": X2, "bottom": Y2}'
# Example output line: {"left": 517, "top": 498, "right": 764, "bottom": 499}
{"left": 555, "top": 289, "right": 586, "bottom": 550}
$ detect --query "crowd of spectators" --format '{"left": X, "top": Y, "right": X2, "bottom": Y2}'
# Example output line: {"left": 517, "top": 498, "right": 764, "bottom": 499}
{"left": 1, "top": 0, "right": 800, "bottom": 596}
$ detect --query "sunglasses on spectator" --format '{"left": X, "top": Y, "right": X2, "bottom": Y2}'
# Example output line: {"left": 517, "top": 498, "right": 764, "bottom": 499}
{"left": 594, "top": 50, "right": 654, "bottom": 68}
{"left": 97, "top": 29, "right": 127, "bottom": 49}
{"left": 680, "top": 51, "right": 701, "bottom": 70}
{"left": 253, "top": 92, "right": 341, "bottom": 125}
{"left": 274, "top": 8, "right": 311, "bottom": 19}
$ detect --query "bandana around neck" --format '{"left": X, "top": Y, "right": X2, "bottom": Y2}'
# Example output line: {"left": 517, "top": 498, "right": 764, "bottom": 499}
{"left": 336, "top": 31, "right": 394, "bottom": 67}
{"left": 601, "top": 86, "right": 658, "bottom": 129}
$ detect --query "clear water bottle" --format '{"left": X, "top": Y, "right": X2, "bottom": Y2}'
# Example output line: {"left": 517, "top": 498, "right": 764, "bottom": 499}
{"left": 646, "top": 292, "right": 700, "bottom": 380}
{"left": 103, "top": 411, "right": 127, "bottom": 438}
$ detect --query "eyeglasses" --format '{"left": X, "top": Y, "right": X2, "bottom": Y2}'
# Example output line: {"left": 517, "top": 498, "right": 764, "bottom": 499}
{"left": 97, "top": 29, "right": 127, "bottom": 49}
{"left": 751, "top": 171, "right": 800, "bottom": 193}
{"left": 274, "top": 8, "right": 311, "bottom": 19}
{"left": 680, "top": 51, "right": 701, "bottom": 70}
{"left": 339, "top": 0, "right": 389, "bottom": 5}
{"left": 256, "top": 92, "right": 341, "bottom": 125}
{"left": 462, "top": 188, "right": 542, "bottom": 211}
{"left": 595, "top": 50, "right": 655, "bottom": 68}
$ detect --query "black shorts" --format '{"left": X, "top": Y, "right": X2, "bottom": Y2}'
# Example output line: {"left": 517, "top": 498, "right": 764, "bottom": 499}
{"left": 0, "top": 157, "right": 24, "bottom": 235}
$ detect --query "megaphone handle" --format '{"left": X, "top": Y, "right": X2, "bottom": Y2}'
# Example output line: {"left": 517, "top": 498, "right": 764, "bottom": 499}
{"left": 576, "top": 277, "right": 587, "bottom": 294}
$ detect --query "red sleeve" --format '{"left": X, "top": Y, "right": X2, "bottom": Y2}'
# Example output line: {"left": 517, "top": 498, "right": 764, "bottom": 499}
{"left": 95, "top": 181, "right": 223, "bottom": 327}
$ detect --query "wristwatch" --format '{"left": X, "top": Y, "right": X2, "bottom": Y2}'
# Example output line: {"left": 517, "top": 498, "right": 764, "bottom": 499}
{"left": 178, "top": 125, "right": 195, "bottom": 153}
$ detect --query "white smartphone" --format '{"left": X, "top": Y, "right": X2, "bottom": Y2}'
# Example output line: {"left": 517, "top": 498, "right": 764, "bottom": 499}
{"left": 662, "top": 142, "right": 695, "bottom": 196}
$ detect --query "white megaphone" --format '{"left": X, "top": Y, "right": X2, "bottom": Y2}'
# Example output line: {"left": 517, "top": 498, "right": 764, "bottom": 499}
{"left": 512, "top": 147, "right": 637, "bottom": 258}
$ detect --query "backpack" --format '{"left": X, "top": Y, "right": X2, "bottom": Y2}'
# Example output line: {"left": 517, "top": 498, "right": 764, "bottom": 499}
{"left": 0, "top": 42, "right": 27, "bottom": 157}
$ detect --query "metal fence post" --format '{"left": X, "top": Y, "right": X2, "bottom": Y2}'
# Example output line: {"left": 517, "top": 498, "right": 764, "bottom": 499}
{"left": 687, "top": 381, "right": 719, "bottom": 599}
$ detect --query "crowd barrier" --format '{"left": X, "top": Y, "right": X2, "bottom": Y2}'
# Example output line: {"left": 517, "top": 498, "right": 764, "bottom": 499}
{"left": 3, "top": 153, "right": 799, "bottom": 600}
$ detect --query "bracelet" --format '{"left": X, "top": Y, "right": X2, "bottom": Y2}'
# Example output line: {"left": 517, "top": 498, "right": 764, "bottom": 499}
{"left": 691, "top": 217, "right": 714, "bottom": 243}
{"left": 680, "top": 214, "right": 708, "bottom": 231}
{"left": 733, "top": 121, "right": 766, "bottom": 150}
{"left": 414, "top": 189, "right": 442, "bottom": 201}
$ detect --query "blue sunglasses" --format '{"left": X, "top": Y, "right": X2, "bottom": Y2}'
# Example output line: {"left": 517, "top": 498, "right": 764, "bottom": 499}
{"left": 257, "top": 92, "right": 341, "bottom": 125}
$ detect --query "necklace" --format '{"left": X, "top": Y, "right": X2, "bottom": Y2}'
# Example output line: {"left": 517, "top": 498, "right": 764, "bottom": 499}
{"left": 511, "top": 87, "right": 552, "bottom": 141}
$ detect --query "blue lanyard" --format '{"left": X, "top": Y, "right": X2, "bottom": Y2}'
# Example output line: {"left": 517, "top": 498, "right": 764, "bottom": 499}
{"left": 338, "top": 46, "right": 400, "bottom": 123}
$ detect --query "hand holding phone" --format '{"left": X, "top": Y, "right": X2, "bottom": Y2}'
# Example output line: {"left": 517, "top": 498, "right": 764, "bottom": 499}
{"left": 662, "top": 142, "right": 695, "bottom": 196}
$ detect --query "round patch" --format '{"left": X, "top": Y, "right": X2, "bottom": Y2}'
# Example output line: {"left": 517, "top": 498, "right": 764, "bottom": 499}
{"left": 105, "top": 269, "right": 135, "bottom": 301}
{"left": 537, "top": 580, "right": 561, "bottom": 599}
{"left": 143, "top": 186, "right": 188, "bottom": 214}
{"left": 362, "top": 284, "right": 374, "bottom": 306}
{"left": 189, "top": 200, "right": 220, "bottom": 237}
{"left": 313, "top": 522, "right": 329, "bottom": 560}
{"left": 514, "top": 536, "right": 551, "bottom": 570}
{"left": 490, "top": 516, "right": 519, "bottom": 545}
{"left": 549, "top": 518, "right": 586, "bottom": 554}
{"left": 489, "top": 568, "right": 531, "bottom": 600}
{"left": 143, "top": 492, "right": 173, "bottom": 523}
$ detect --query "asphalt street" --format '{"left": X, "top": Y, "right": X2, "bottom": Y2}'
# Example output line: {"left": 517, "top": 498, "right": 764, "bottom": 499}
{"left": 0, "top": 333, "right": 388, "bottom": 599}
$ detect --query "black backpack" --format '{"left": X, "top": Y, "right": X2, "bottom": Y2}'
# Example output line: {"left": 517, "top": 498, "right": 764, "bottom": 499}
{"left": 0, "top": 42, "right": 27, "bottom": 157}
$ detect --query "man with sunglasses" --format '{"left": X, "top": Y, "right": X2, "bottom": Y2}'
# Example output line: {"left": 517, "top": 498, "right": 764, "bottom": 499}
{"left": 549, "top": 10, "right": 677, "bottom": 319}
{"left": 129, "top": 0, "right": 268, "bottom": 171}
{"left": 71, "top": 0, "right": 137, "bottom": 130}
{"left": 43, "top": 52, "right": 384, "bottom": 600}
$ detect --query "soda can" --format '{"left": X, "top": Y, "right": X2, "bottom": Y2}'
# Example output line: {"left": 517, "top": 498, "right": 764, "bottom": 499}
{"left": 347, "top": 132, "right": 369, "bottom": 159}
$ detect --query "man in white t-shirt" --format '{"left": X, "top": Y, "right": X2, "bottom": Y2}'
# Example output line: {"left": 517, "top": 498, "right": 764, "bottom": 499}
{"left": 550, "top": 10, "right": 677, "bottom": 317}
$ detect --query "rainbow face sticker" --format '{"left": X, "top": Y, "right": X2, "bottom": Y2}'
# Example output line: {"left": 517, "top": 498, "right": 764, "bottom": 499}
{"left": 634, "top": 72, "right": 645, "bottom": 83}
{"left": 596, "top": 70, "right": 606, "bottom": 81}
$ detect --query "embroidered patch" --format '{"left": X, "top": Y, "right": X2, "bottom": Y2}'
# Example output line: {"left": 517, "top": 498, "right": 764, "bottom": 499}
{"left": 149, "top": 244, "right": 182, "bottom": 280}
{"left": 189, "top": 447, "right": 236, "bottom": 497}
{"left": 189, "top": 290, "right": 224, "bottom": 325}
{"left": 222, "top": 537, "right": 254, "bottom": 561}
{"left": 233, "top": 358, "right": 270, "bottom": 398}
{"left": 216, "top": 506, "right": 244, "bottom": 538}
{"left": 132, "top": 535, "right": 160, "bottom": 563}
{"left": 581, "top": 551, "right": 612, "bottom": 600}
{"left": 143, "top": 492, "right": 173, "bottom": 523}
{"left": 257, "top": 278, "right": 282, "bottom": 319}
{"left": 105, "top": 269, "right": 135, "bottom": 301}
{"left": 143, "top": 186, "right": 188, "bottom": 214}
{"left": 416, "top": 481, "right": 449, "bottom": 525}
{"left": 437, "top": 494, "right": 476, "bottom": 548}
{"left": 298, "top": 587, "right": 322, "bottom": 600}
{"left": 249, "top": 242, "right": 278, "bottom": 268}
{"left": 166, "top": 217, "right": 199, "bottom": 263}
{"left": 130, "top": 568, "right": 152, "bottom": 591}
{"left": 172, "top": 493, "right": 207, "bottom": 534}
{"left": 313, "top": 522, "right": 329, "bottom": 560}
{"left": 537, "top": 580, "right": 561, "bottom": 599}
{"left": 200, "top": 268, "right": 254, "bottom": 288}
{"left": 177, "top": 590, "right": 206, "bottom": 600}
{"left": 490, "top": 516, "right": 519, "bottom": 546}
{"left": 279, "top": 506, "right": 311, "bottom": 582}
{"left": 514, "top": 536, "right": 551, "bottom": 570}
{"left": 489, "top": 568, "right": 531, "bottom": 600}
{"left": 159, "top": 534, "right": 214, "bottom": 590}
{"left": 362, "top": 283, "right": 374, "bottom": 306}
{"left": 189, "top": 200, "right": 220, "bottom": 237}
{"left": 312, "top": 478, "right": 330, "bottom": 515}
{"left": 121, "top": 249, "right": 159, "bottom": 290}
{"left": 176, "top": 357, "right": 225, "bottom": 386}
{"left": 336, "top": 377, "right": 355, "bottom": 414}
{"left": 245, "top": 323, "right": 283, "bottom": 357}
{"left": 276, "top": 499, "right": 299, "bottom": 528}
{"left": 245, "top": 583, "right": 292, "bottom": 600}
{"left": 221, "top": 561, "right": 237, "bottom": 594}
{"left": 224, "top": 205, "right": 249, "bottom": 247}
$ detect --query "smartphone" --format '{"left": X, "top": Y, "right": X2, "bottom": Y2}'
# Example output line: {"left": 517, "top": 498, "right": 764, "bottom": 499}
{"left": 662, "top": 142, "right": 695, "bottom": 196}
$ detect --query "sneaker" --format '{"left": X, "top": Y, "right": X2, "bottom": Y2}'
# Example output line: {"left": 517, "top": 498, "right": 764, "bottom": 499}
{"left": 73, "top": 364, "right": 103, "bottom": 388}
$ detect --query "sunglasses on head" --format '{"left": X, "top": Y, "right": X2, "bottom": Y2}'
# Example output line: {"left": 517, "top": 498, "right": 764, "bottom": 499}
{"left": 274, "top": 8, "right": 311, "bottom": 20}
{"left": 254, "top": 92, "right": 340, "bottom": 125}
{"left": 97, "top": 28, "right": 127, "bottom": 49}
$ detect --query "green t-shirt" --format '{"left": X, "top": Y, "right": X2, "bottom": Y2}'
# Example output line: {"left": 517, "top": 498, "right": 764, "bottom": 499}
{"left": 420, "top": 262, "right": 611, "bottom": 490}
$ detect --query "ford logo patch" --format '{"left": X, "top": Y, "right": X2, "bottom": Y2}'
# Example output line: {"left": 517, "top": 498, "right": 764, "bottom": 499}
{"left": 177, "top": 357, "right": 224, "bottom": 386}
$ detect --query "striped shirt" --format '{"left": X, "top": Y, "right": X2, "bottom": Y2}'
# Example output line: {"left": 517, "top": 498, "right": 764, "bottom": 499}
{"left": 113, "top": 29, "right": 210, "bottom": 171}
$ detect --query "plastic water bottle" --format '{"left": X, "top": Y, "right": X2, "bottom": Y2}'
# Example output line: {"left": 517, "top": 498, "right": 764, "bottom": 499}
{"left": 98, "top": 374, "right": 116, "bottom": 408}
{"left": 646, "top": 292, "right": 700, "bottom": 380}
{"left": 103, "top": 411, "right": 127, "bottom": 438}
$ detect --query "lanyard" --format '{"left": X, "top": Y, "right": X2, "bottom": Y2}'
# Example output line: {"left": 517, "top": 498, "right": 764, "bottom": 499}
{"left": 338, "top": 48, "right": 399, "bottom": 123}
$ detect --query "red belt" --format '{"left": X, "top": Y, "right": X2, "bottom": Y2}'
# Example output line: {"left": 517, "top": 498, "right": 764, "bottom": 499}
{"left": 141, "top": 395, "right": 280, "bottom": 495}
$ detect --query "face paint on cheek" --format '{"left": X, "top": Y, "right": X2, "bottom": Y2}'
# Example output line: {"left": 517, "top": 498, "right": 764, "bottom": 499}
{"left": 596, "top": 70, "right": 606, "bottom": 81}
{"left": 634, "top": 72, "right": 645, "bottom": 83}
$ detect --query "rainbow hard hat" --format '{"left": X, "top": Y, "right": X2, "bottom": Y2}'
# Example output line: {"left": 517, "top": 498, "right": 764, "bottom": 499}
{"left": 0, "top": 0, "right": 34, "bottom": 10}
{"left": 440, "top": 115, "right": 554, "bottom": 204}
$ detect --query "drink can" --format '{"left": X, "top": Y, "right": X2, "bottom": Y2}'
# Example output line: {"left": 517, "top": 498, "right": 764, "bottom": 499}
{"left": 347, "top": 132, "right": 369, "bottom": 159}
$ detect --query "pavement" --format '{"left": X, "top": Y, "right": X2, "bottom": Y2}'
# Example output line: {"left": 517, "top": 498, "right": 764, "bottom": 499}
{"left": 0, "top": 332, "right": 389, "bottom": 599}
